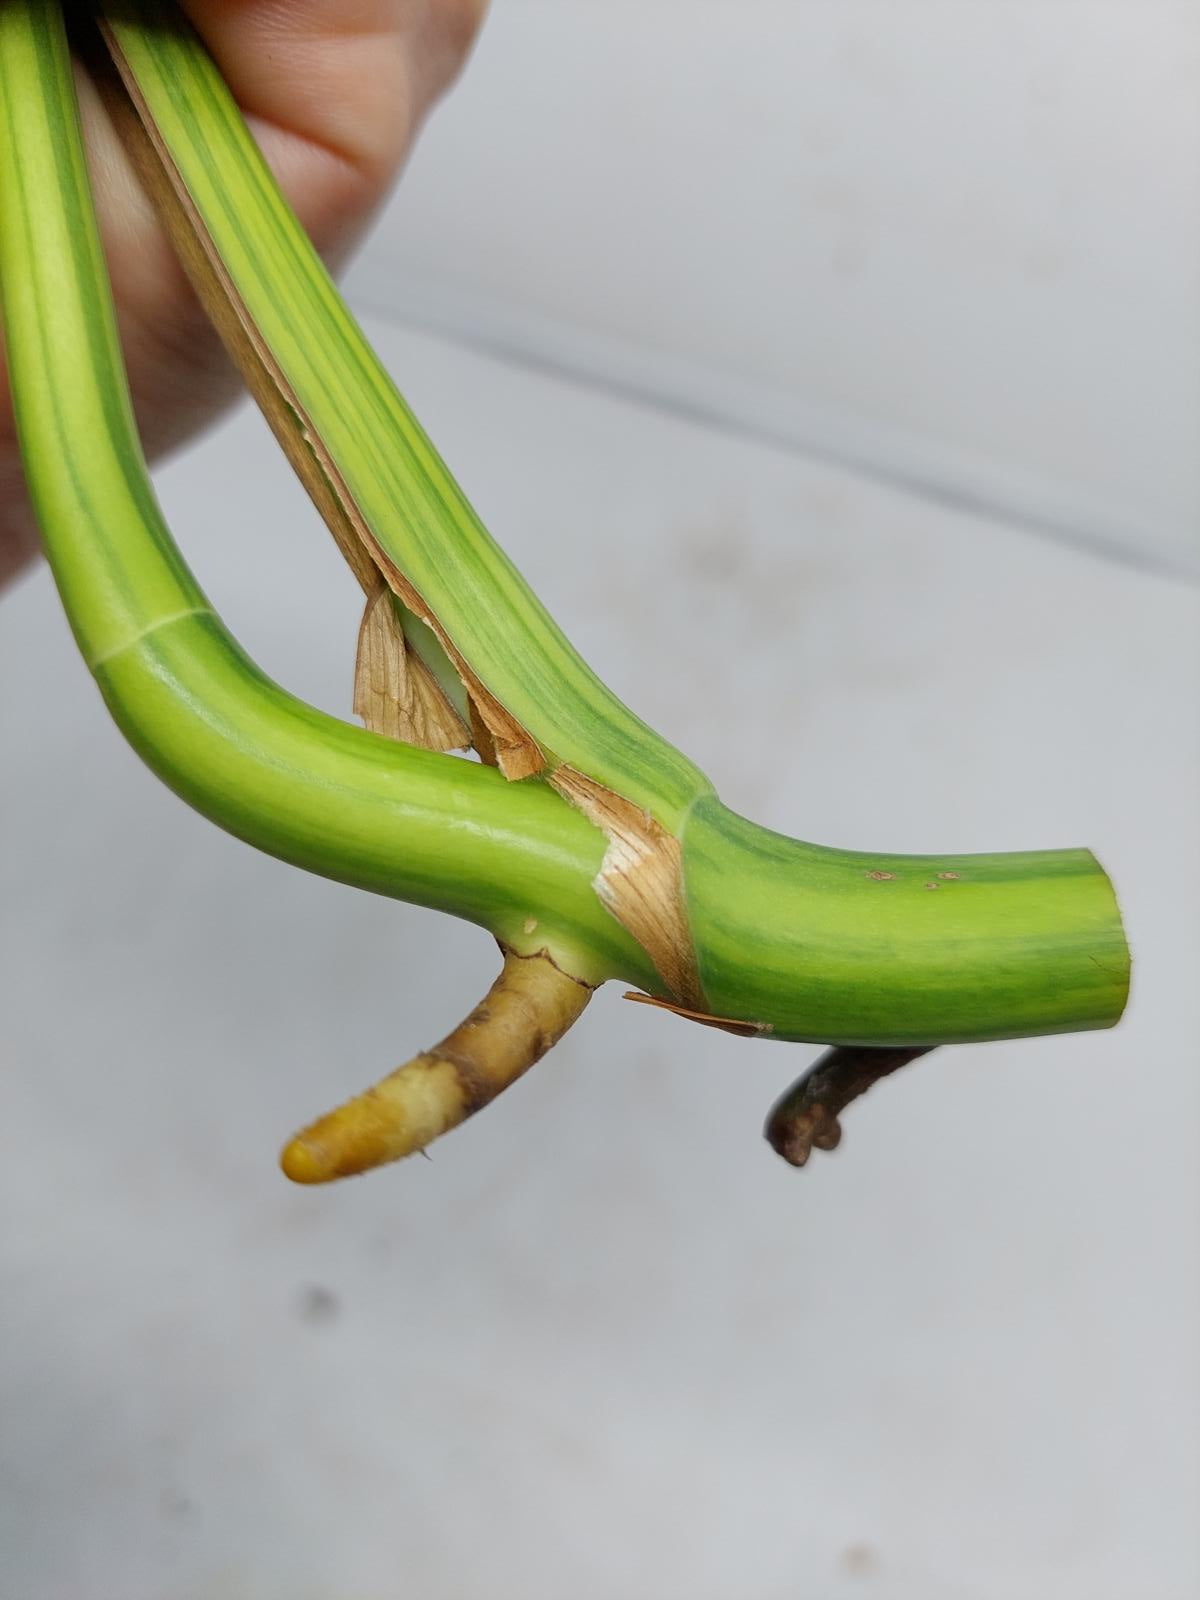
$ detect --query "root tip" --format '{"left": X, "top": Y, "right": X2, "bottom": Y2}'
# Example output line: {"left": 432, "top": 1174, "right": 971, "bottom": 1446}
{"left": 279, "top": 1131, "right": 337, "bottom": 1185}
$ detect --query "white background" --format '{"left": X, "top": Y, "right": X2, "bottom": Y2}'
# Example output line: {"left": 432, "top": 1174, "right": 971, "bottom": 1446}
{"left": 3, "top": 4, "right": 1199, "bottom": 1597}
{"left": 347, "top": 0, "right": 1200, "bottom": 575}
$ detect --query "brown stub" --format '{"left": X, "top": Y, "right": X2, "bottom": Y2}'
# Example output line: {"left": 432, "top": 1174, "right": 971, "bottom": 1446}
{"left": 764, "top": 1044, "right": 935, "bottom": 1167}
{"left": 99, "top": 23, "right": 547, "bottom": 783}
{"left": 353, "top": 583, "right": 471, "bottom": 751}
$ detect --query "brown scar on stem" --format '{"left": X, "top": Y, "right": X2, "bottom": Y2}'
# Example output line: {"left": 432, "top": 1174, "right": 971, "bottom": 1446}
{"left": 622, "top": 990, "right": 771, "bottom": 1038}
{"left": 937, "top": 871, "right": 960, "bottom": 880}
{"left": 552, "top": 767, "right": 704, "bottom": 1009}
{"left": 764, "top": 1044, "right": 935, "bottom": 1167}
{"left": 281, "top": 949, "right": 593, "bottom": 1183}
{"left": 866, "top": 870, "right": 895, "bottom": 881}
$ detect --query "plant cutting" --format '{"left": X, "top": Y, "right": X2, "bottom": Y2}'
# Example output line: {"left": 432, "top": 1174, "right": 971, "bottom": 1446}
{"left": 0, "top": 0, "right": 1130, "bottom": 1182}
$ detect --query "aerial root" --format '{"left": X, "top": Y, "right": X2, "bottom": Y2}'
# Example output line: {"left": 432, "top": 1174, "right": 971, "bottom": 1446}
{"left": 764, "top": 1044, "right": 935, "bottom": 1167}
{"left": 281, "top": 949, "right": 592, "bottom": 1183}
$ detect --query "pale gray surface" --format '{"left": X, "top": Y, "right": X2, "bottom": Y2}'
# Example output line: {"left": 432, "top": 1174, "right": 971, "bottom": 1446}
{"left": 347, "top": 0, "right": 1200, "bottom": 572}
{"left": 2, "top": 318, "right": 1198, "bottom": 1599}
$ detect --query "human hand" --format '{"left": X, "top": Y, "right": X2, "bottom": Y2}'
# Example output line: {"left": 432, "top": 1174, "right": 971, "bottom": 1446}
{"left": 0, "top": 0, "right": 487, "bottom": 589}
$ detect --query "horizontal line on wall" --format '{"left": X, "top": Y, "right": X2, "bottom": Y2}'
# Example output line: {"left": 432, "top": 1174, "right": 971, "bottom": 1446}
{"left": 345, "top": 260, "right": 1199, "bottom": 586}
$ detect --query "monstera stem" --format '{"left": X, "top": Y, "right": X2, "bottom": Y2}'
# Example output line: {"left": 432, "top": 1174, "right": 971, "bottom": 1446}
{"left": 0, "top": 0, "right": 1129, "bottom": 1180}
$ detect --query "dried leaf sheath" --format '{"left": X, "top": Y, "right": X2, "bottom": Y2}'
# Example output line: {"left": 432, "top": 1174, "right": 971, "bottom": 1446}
{"left": 551, "top": 766, "right": 703, "bottom": 1009}
{"left": 353, "top": 582, "right": 469, "bottom": 751}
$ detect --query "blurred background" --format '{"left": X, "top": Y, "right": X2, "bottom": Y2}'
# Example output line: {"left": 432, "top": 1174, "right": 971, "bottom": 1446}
{"left": 3, "top": 3, "right": 1198, "bottom": 1597}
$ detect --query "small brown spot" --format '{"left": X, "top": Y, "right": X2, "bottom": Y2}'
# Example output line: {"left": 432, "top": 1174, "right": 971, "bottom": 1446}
{"left": 923, "top": 881, "right": 939, "bottom": 890}
{"left": 297, "top": 1284, "right": 340, "bottom": 1326}
{"left": 523, "top": 916, "right": 538, "bottom": 934}
{"left": 160, "top": 1487, "right": 192, "bottom": 1521}
{"left": 866, "top": 870, "right": 895, "bottom": 882}
{"left": 435, "top": 1047, "right": 495, "bottom": 1117}
{"left": 841, "top": 1541, "right": 878, "bottom": 1577}
{"left": 524, "top": 1025, "right": 549, "bottom": 1061}
{"left": 937, "top": 871, "right": 960, "bottom": 881}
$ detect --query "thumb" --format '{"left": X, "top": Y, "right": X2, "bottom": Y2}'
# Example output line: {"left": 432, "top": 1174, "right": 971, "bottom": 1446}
{"left": 181, "top": 0, "right": 491, "bottom": 248}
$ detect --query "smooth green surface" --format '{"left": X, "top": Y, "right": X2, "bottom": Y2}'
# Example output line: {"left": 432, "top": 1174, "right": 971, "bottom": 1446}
{"left": 0, "top": 0, "right": 1130, "bottom": 1048}
{"left": 97, "top": 616, "right": 658, "bottom": 987}
{"left": 681, "top": 797, "right": 1128, "bottom": 1042}
{"left": 103, "top": 0, "right": 714, "bottom": 834}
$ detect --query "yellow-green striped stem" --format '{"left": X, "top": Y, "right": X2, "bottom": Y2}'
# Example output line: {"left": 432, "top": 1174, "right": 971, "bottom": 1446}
{"left": 0, "top": 0, "right": 1130, "bottom": 1055}
{"left": 102, "top": 0, "right": 712, "bottom": 829}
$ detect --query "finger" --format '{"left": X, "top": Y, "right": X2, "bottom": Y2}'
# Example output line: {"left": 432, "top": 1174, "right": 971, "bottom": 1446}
{"left": 182, "top": 0, "right": 490, "bottom": 244}
{"left": 0, "top": 2, "right": 488, "bottom": 591}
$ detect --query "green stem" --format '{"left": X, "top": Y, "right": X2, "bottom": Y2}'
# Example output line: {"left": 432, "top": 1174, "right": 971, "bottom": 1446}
{"left": 681, "top": 797, "right": 1128, "bottom": 1042}
{"left": 0, "top": 0, "right": 1130, "bottom": 1054}
{"left": 101, "top": 0, "right": 712, "bottom": 829}
{"left": 0, "top": 0, "right": 656, "bottom": 991}
{"left": 765, "top": 1045, "right": 935, "bottom": 1166}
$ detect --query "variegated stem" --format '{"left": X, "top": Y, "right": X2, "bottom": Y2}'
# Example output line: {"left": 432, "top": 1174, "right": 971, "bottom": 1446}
{"left": 0, "top": 1, "right": 1130, "bottom": 1182}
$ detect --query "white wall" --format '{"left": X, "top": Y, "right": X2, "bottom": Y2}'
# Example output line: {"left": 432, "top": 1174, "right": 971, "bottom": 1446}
{"left": 346, "top": 0, "right": 1200, "bottom": 574}
{"left": 4, "top": 322, "right": 1198, "bottom": 1598}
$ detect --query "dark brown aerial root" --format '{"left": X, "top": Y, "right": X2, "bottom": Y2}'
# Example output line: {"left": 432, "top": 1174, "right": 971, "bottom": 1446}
{"left": 764, "top": 1044, "right": 935, "bottom": 1167}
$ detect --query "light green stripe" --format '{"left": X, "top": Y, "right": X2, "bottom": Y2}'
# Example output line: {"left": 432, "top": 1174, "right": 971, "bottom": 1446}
{"left": 680, "top": 795, "right": 1129, "bottom": 1043}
